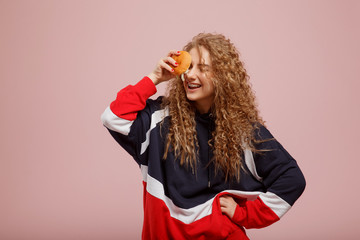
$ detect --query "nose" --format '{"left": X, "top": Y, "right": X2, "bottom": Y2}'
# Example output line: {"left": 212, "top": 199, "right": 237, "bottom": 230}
{"left": 186, "top": 68, "right": 197, "bottom": 81}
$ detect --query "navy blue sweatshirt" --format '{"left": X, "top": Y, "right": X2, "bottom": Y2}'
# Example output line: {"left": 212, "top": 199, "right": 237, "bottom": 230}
{"left": 101, "top": 77, "right": 306, "bottom": 239}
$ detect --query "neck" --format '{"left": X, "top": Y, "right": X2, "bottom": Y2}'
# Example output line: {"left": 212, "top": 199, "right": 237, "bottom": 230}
{"left": 194, "top": 102, "right": 212, "bottom": 114}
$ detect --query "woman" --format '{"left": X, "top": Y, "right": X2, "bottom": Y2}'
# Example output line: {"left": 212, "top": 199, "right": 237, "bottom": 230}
{"left": 101, "top": 33, "right": 306, "bottom": 239}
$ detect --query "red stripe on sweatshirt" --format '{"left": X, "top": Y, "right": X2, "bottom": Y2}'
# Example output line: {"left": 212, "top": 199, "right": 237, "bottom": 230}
{"left": 141, "top": 182, "right": 249, "bottom": 240}
{"left": 231, "top": 195, "right": 280, "bottom": 229}
{"left": 110, "top": 77, "right": 157, "bottom": 121}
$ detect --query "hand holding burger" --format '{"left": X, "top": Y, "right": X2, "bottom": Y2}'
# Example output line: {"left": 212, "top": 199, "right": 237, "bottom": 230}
{"left": 148, "top": 50, "right": 192, "bottom": 85}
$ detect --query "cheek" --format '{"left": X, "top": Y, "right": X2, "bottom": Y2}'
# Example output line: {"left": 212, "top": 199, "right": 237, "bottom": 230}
{"left": 200, "top": 74, "right": 212, "bottom": 86}
{"left": 203, "top": 78, "right": 215, "bottom": 93}
{"left": 209, "top": 80, "right": 215, "bottom": 91}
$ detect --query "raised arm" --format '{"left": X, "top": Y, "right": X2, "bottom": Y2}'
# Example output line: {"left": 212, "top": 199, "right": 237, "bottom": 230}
{"left": 100, "top": 50, "right": 181, "bottom": 163}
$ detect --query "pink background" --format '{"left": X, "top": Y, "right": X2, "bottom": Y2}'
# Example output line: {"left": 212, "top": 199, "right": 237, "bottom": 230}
{"left": 1, "top": 0, "right": 359, "bottom": 239}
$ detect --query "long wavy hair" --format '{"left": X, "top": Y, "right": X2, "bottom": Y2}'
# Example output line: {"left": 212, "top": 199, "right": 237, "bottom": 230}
{"left": 162, "top": 33, "right": 264, "bottom": 181}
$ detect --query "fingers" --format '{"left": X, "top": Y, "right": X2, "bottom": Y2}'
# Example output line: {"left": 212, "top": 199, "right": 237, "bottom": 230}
{"left": 165, "top": 56, "right": 179, "bottom": 68}
{"left": 149, "top": 50, "right": 181, "bottom": 84}
{"left": 219, "top": 195, "right": 237, "bottom": 219}
{"left": 220, "top": 203, "right": 231, "bottom": 217}
{"left": 219, "top": 195, "right": 232, "bottom": 207}
{"left": 220, "top": 206, "right": 228, "bottom": 214}
{"left": 219, "top": 196, "right": 227, "bottom": 207}
{"left": 159, "top": 57, "right": 175, "bottom": 73}
{"left": 167, "top": 50, "right": 181, "bottom": 68}
{"left": 167, "top": 50, "right": 181, "bottom": 57}
{"left": 157, "top": 50, "right": 181, "bottom": 72}
{"left": 219, "top": 196, "right": 230, "bottom": 215}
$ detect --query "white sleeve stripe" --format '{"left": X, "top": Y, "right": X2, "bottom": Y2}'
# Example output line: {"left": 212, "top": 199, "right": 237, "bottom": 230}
{"left": 243, "top": 147, "right": 291, "bottom": 218}
{"left": 259, "top": 192, "right": 291, "bottom": 218}
{"left": 140, "top": 107, "right": 169, "bottom": 155}
{"left": 244, "top": 148, "right": 263, "bottom": 182}
{"left": 101, "top": 106, "right": 133, "bottom": 136}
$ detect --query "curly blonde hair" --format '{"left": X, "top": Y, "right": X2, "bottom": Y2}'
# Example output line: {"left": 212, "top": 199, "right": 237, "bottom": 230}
{"left": 162, "top": 33, "right": 264, "bottom": 181}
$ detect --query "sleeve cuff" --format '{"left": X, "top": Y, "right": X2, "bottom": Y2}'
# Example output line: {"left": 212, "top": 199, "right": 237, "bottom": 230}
{"left": 232, "top": 204, "right": 245, "bottom": 226}
{"left": 134, "top": 76, "right": 157, "bottom": 99}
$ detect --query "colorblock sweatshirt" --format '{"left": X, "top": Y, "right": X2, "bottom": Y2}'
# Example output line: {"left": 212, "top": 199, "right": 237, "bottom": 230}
{"left": 101, "top": 76, "right": 306, "bottom": 240}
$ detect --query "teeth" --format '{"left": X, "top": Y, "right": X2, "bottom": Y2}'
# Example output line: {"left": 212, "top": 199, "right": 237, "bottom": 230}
{"left": 188, "top": 83, "right": 201, "bottom": 89}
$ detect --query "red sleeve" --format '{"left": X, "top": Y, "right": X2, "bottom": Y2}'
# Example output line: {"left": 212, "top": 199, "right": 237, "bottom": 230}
{"left": 110, "top": 76, "right": 157, "bottom": 121}
{"left": 231, "top": 197, "right": 280, "bottom": 229}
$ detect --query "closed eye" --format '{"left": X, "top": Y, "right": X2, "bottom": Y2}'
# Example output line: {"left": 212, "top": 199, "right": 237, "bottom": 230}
{"left": 199, "top": 64, "right": 210, "bottom": 72}
{"left": 188, "top": 64, "right": 210, "bottom": 72}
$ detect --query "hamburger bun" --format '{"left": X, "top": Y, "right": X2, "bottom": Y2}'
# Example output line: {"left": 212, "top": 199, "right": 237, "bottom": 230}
{"left": 171, "top": 51, "right": 192, "bottom": 75}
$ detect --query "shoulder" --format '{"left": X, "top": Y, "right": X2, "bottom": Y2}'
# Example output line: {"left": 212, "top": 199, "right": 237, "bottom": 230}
{"left": 253, "top": 123, "right": 275, "bottom": 141}
{"left": 146, "top": 96, "right": 164, "bottom": 107}
{"left": 143, "top": 96, "right": 166, "bottom": 113}
{"left": 139, "top": 96, "right": 169, "bottom": 123}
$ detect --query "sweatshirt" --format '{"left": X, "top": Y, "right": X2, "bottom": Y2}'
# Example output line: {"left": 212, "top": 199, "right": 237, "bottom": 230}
{"left": 101, "top": 76, "right": 306, "bottom": 239}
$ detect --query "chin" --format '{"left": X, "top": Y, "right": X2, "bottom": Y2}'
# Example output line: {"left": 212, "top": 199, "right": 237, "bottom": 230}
{"left": 185, "top": 93, "right": 199, "bottom": 102}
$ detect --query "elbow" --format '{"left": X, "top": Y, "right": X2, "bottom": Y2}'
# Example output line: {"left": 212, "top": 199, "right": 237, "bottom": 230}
{"left": 101, "top": 107, "right": 111, "bottom": 127}
{"left": 100, "top": 107, "right": 133, "bottom": 136}
{"left": 294, "top": 169, "right": 306, "bottom": 198}
{"left": 299, "top": 173, "right": 306, "bottom": 195}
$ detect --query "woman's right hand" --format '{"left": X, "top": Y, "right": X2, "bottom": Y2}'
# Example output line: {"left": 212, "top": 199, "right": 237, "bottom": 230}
{"left": 147, "top": 50, "right": 181, "bottom": 85}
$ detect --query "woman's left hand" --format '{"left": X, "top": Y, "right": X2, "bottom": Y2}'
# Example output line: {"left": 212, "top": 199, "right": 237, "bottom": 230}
{"left": 219, "top": 195, "right": 238, "bottom": 219}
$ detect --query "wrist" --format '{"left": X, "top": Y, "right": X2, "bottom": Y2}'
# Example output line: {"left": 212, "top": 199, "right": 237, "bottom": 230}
{"left": 147, "top": 73, "right": 160, "bottom": 85}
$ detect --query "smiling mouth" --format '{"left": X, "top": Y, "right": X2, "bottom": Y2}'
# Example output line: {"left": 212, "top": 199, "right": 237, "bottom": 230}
{"left": 188, "top": 83, "right": 201, "bottom": 89}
